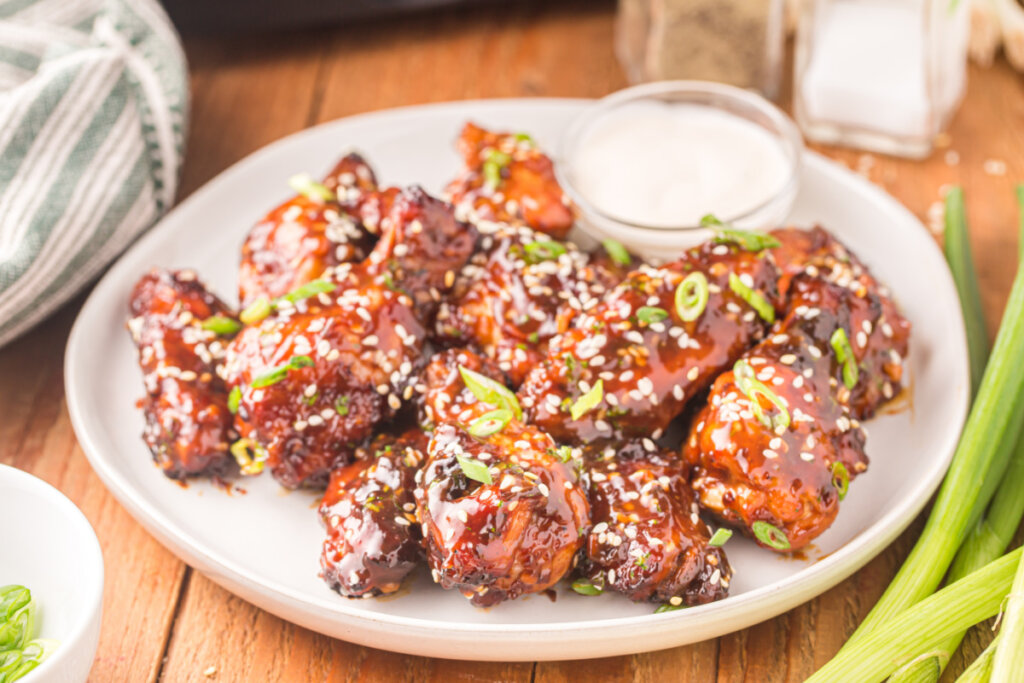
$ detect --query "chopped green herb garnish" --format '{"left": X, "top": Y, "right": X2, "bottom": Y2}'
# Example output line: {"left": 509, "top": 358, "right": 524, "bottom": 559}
{"left": 734, "top": 359, "right": 790, "bottom": 431}
{"left": 201, "top": 315, "right": 241, "bottom": 336}
{"left": 601, "top": 238, "right": 632, "bottom": 267}
{"left": 549, "top": 445, "right": 574, "bottom": 463}
{"left": 675, "top": 271, "right": 709, "bottom": 322}
{"left": 570, "top": 379, "right": 603, "bottom": 421}
{"left": 458, "top": 365, "right": 522, "bottom": 419}
{"left": 455, "top": 453, "right": 493, "bottom": 485}
{"left": 831, "top": 461, "right": 850, "bottom": 500}
{"left": 728, "top": 272, "right": 775, "bottom": 323}
{"left": 0, "top": 585, "right": 55, "bottom": 681}
{"left": 227, "top": 386, "right": 241, "bottom": 414}
{"left": 230, "top": 438, "right": 268, "bottom": 476}
{"left": 482, "top": 148, "right": 512, "bottom": 189}
{"left": 467, "top": 409, "right": 513, "bottom": 438}
{"left": 239, "top": 296, "right": 273, "bottom": 325}
{"left": 528, "top": 332, "right": 540, "bottom": 344}
{"left": 708, "top": 528, "right": 733, "bottom": 547}
{"left": 289, "top": 172, "right": 336, "bottom": 202}
{"left": 334, "top": 396, "right": 350, "bottom": 416}
{"left": 251, "top": 355, "right": 315, "bottom": 389}
{"left": 702, "top": 214, "right": 781, "bottom": 251}
{"left": 752, "top": 520, "right": 791, "bottom": 551}
{"left": 522, "top": 240, "right": 568, "bottom": 264}
{"left": 571, "top": 578, "right": 603, "bottom": 596}
{"left": 830, "top": 327, "right": 859, "bottom": 389}
{"left": 278, "top": 278, "right": 336, "bottom": 305}
{"left": 655, "top": 603, "right": 684, "bottom": 614}
{"left": 514, "top": 132, "right": 534, "bottom": 146}
{"left": 636, "top": 306, "right": 669, "bottom": 324}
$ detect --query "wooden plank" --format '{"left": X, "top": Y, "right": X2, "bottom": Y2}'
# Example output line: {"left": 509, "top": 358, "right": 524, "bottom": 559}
{"left": 0, "top": 305, "right": 186, "bottom": 683}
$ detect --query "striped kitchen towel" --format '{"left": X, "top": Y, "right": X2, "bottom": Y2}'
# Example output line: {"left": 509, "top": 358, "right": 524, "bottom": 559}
{"left": 0, "top": 0, "right": 187, "bottom": 348}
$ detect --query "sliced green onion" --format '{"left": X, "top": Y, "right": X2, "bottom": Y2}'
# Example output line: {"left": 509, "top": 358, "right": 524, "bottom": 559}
{"left": 467, "top": 409, "right": 513, "bottom": 438}
{"left": 455, "top": 453, "right": 492, "bottom": 485}
{"left": 654, "top": 603, "right": 684, "bottom": 613}
{"left": 570, "top": 379, "right": 603, "bottom": 421}
{"left": 752, "top": 520, "right": 790, "bottom": 551}
{"left": 522, "top": 240, "right": 567, "bottom": 264}
{"left": 278, "top": 278, "right": 336, "bottom": 305}
{"left": 458, "top": 365, "right": 522, "bottom": 420}
{"left": 239, "top": 296, "right": 272, "bottom": 325}
{"left": 734, "top": 360, "right": 790, "bottom": 431}
{"left": 0, "top": 586, "right": 33, "bottom": 654}
{"left": 571, "top": 578, "right": 603, "bottom": 596}
{"left": 601, "top": 238, "right": 631, "bottom": 267}
{"left": 549, "top": 445, "right": 573, "bottom": 463}
{"left": 831, "top": 461, "right": 850, "bottom": 500}
{"left": 830, "top": 327, "right": 859, "bottom": 389}
{"left": 675, "top": 271, "right": 709, "bottom": 322}
{"left": 482, "top": 148, "right": 511, "bottom": 189}
{"left": 334, "top": 396, "right": 350, "bottom": 416}
{"left": 201, "top": 315, "right": 241, "bottom": 336}
{"left": 708, "top": 528, "right": 733, "bottom": 547}
{"left": 636, "top": 306, "right": 668, "bottom": 324}
{"left": 702, "top": 214, "right": 781, "bottom": 250}
{"left": 251, "top": 354, "right": 315, "bottom": 389}
{"left": 230, "top": 438, "right": 268, "bottom": 476}
{"left": 288, "top": 172, "right": 336, "bottom": 202}
{"left": 514, "top": 132, "right": 534, "bottom": 146}
{"left": 227, "top": 386, "right": 241, "bottom": 415}
{"left": 807, "top": 548, "right": 1021, "bottom": 682}
{"left": 728, "top": 272, "right": 775, "bottom": 323}
{"left": 1, "top": 638, "right": 57, "bottom": 681}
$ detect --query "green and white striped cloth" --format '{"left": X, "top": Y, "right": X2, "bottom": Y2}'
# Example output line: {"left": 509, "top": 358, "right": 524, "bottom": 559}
{"left": 0, "top": 0, "right": 187, "bottom": 348}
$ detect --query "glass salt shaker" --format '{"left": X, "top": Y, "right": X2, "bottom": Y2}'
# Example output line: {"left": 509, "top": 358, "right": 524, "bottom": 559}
{"left": 794, "top": 0, "right": 970, "bottom": 158}
{"left": 615, "top": 0, "right": 786, "bottom": 101}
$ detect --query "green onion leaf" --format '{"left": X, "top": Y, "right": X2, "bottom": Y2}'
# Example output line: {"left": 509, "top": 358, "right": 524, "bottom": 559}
{"left": 830, "top": 328, "right": 859, "bottom": 389}
{"left": 334, "top": 396, "right": 350, "bottom": 416}
{"left": 601, "top": 238, "right": 632, "bottom": 267}
{"left": 675, "top": 271, "right": 709, "bottom": 322}
{"left": 752, "top": 520, "right": 791, "bottom": 551}
{"left": 570, "top": 379, "right": 603, "bottom": 420}
{"left": 522, "top": 240, "right": 568, "bottom": 264}
{"left": 201, "top": 315, "right": 241, "bottom": 336}
{"left": 239, "top": 296, "right": 273, "bottom": 325}
{"left": 734, "top": 360, "right": 790, "bottom": 431}
{"left": 571, "top": 578, "right": 603, "bottom": 596}
{"left": 550, "top": 445, "right": 574, "bottom": 463}
{"left": 728, "top": 272, "right": 775, "bottom": 323}
{"left": 636, "top": 306, "right": 669, "bottom": 324}
{"left": 702, "top": 214, "right": 781, "bottom": 251}
{"left": 655, "top": 603, "right": 684, "bottom": 613}
{"left": 455, "top": 454, "right": 493, "bottom": 485}
{"left": 278, "top": 278, "right": 337, "bottom": 305}
{"left": 467, "top": 409, "right": 513, "bottom": 438}
{"left": 831, "top": 461, "right": 850, "bottom": 500}
{"left": 251, "top": 355, "right": 315, "bottom": 389}
{"left": 458, "top": 365, "right": 522, "bottom": 420}
{"left": 514, "top": 132, "right": 534, "bottom": 146}
{"left": 482, "top": 148, "right": 512, "bottom": 189}
{"left": 708, "top": 528, "right": 733, "bottom": 547}
{"left": 230, "top": 438, "right": 268, "bottom": 476}
{"left": 288, "top": 173, "right": 336, "bottom": 202}
{"left": 227, "top": 386, "right": 241, "bottom": 414}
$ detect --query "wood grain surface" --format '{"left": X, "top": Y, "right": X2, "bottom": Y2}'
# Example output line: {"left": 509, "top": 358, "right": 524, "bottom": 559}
{"left": 1, "top": 1, "right": 1022, "bottom": 680}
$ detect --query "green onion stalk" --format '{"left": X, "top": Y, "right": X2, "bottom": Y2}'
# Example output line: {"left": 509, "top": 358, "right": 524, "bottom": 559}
{"left": 943, "top": 187, "right": 989, "bottom": 396}
{"left": 955, "top": 635, "right": 997, "bottom": 683}
{"left": 805, "top": 548, "right": 1021, "bottom": 682}
{"left": 836, "top": 188, "right": 1024, "bottom": 653}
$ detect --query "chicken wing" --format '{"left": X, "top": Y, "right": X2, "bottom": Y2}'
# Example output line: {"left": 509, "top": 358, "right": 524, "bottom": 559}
{"left": 128, "top": 269, "right": 237, "bottom": 479}
{"left": 683, "top": 274, "right": 874, "bottom": 552}
{"left": 445, "top": 122, "right": 574, "bottom": 239}
{"left": 416, "top": 347, "right": 508, "bottom": 430}
{"left": 578, "top": 441, "right": 731, "bottom": 606}
{"left": 238, "top": 153, "right": 379, "bottom": 307}
{"left": 416, "top": 419, "right": 590, "bottom": 606}
{"left": 320, "top": 430, "right": 428, "bottom": 597}
{"left": 435, "top": 225, "right": 619, "bottom": 386}
{"left": 225, "top": 187, "right": 476, "bottom": 489}
{"left": 519, "top": 239, "right": 781, "bottom": 444}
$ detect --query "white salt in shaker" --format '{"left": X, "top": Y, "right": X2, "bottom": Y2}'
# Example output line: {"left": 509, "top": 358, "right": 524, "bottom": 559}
{"left": 794, "top": 0, "right": 970, "bottom": 158}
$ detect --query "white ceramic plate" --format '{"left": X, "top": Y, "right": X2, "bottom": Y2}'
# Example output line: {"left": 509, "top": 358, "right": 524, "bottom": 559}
{"left": 0, "top": 465, "right": 103, "bottom": 682}
{"left": 65, "top": 99, "right": 968, "bottom": 661}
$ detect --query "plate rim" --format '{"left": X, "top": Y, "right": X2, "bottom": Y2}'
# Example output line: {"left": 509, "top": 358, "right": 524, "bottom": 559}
{"left": 64, "top": 97, "right": 969, "bottom": 653}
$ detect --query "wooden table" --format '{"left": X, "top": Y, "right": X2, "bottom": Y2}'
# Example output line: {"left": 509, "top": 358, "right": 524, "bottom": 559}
{"left": 3, "top": 2, "right": 1022, "bottom": 680}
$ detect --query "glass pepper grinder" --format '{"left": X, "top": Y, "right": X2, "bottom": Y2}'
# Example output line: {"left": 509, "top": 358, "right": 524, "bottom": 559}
{"left": 615, "top": 0, "right": 786, "bottom": 101}
{"left": 794, "top": 0, "right": 971, "bottom": 158}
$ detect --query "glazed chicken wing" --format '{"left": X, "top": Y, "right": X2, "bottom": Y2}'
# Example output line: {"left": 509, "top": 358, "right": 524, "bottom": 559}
{"left": 238, "top": 153, "right": 379, "bottom": 307}
{"left": 320, "top": 430, "right": 428, "bottom": 597}
{"left": 435, "top": 225, "right": 620, "bottom": 386}
{"left": 225, "top": 187, "right": 477, "bottom": 488}
{"left": 683, "top": 275, "right": 875, "bottom": 552}
{"left": 445, "top": 122, "right": 574, "bottom": 239}
{"left": 416, "top": 418, "right": 590, "bottom": 606}
{"left": 416, "top": 347, "right": 508, "bottom": 429}
{"left": 128, "top": 269, "right": 238, "bottom": 479}
{"left": 519, "top": 239, "right": 782, "bottom": 444}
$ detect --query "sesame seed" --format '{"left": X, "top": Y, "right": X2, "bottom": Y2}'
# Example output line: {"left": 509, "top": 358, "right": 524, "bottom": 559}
{"left": 687, "top": 367, "right": 699, "bottom": 382}
{"left": 800, "top": 452, "right": 815, "bottom": 462}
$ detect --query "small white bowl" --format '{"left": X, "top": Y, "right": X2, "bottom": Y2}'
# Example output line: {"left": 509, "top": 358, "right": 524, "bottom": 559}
{"left": 0, "top": 465, "right": 103, "bottom": 683}
{"left": 557, "top": 81, "right": 804, "bottom": 261}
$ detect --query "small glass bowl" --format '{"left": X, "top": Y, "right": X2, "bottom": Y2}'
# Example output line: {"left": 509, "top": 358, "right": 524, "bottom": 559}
{"left": 557, "top": 81, "right": 804, "bottom": 261}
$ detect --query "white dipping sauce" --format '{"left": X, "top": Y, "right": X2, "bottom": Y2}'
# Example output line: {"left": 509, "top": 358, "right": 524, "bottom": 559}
{"left": 570, "top": 101, "right": 791, "bottom": 228}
